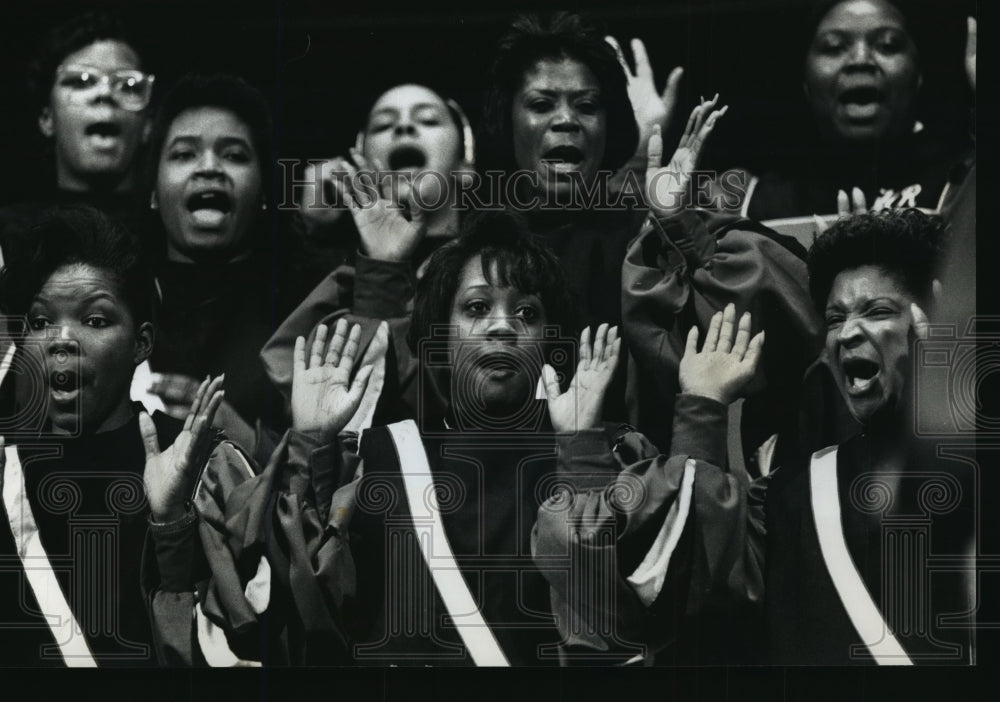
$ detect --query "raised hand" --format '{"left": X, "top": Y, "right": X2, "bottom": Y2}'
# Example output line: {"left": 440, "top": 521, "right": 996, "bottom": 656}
{"left": 838, "top": 187, "right": 868, "bottom": 217}
{"left": 142, "top": 375, "right": 225, "bottom": 523}
{"left": 291, "top": 318, "right": 377, "bottom": 442}
{"left": 812, "top": 186, "right": 869, "bottom": 235}
{"left": 543, "top": 324, "right": 621, "bottom": 433}
{"left": 606, "top": 36, "right": 683, "bottom": 141}
{"left": 679, "top": 304, "right": 764, "bottom": 406}
{"left": 333, "top": 148, "right": 426, "bottom": 262}
{"left": 646, "top": 95, "right": 728, "bottom": 217}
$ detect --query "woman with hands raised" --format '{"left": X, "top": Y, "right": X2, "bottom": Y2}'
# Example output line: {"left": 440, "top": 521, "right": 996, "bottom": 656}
{"left": 538, "top": 209, "right": 973, "bottom": 666}
{"left": 148, "top": 210, "right": 634, "bottom": 666}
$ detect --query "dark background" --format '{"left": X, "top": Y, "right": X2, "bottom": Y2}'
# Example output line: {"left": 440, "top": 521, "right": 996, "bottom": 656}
{"left": 0, "top": 0, "right": 992, "bottom": 694}
{"left": 0, "top": 0, "right": 976, "bottom": 204}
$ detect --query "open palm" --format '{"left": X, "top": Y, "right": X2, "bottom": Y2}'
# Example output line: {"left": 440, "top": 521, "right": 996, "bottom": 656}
{"left": 606, "top": 36, "right": 683, "bottom": 140}
{"left": 679, "top": 304, "right": 764, "bottom": 406}
{"left": 291, "top": 318, "right": 377, "bottom": 442}
{"left": 544, "top": 324, "right": 621, "bottom": 433}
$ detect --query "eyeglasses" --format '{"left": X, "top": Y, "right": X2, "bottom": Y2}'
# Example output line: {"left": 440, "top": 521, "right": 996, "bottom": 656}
{"left": 54, "top": 65, "right": 155, "bottom": 112}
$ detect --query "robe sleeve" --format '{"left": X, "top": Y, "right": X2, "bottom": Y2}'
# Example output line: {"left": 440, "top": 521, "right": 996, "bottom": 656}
{"left": 142, "top": 432, "right": 364, "bottom": 665}
{"left": 259, "top": 254, "right": 417, "bottom": 427}
{"left": 622, "top": 209, "right": 821, "bottom": 466}
{"left": 532, "top": 393, "right": 769, "bottom": 662}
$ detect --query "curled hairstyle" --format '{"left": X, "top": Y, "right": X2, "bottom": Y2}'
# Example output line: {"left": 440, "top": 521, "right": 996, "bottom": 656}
{"left": 808, "top": 208, "right": 945, "bottom": 312}
{"left": 408, "top": 209, "right": 575, "bottom": 352}
{"left": 26, "top": 10, "right": 143, "bottom": 114}
{"left": 482, "top": 11, "right": 638, "bottom": 174}
{"left": 0, "top": 205, "right": 154, "bottom": 325}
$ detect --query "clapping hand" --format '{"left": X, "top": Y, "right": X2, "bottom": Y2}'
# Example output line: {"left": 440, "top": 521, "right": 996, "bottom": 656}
{"left": 646, "top": 95, "right": 728, "bottom": 217}
{"left": 141, "top": 375, "right": 225, "bottom": 523}
{"left": 543, "top": 324, "right": 621, "bottom": 433}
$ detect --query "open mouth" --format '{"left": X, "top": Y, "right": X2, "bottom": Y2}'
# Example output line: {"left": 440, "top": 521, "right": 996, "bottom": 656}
{"left": 388, "top": 145, "right": 427, "bottom": 170}
{"left": 186, "top": 190, "right": 233, "bottom": 228}
{"left": 838, "top": 87, "right": 884, "bottom": 120}
{"left": 542, "top": 145, "right": 585, "bottom": 168}
{"left": 49, "top": 368, "right": 80, "bottom": 403}
{"left": 85, "top": 122, "right": 122, "bottom": 137}
{"left": 84, "top": 121, "right": 123, "bottom": 148}
{"left": 842, "top": 357, "right": 880, "bottom": 394}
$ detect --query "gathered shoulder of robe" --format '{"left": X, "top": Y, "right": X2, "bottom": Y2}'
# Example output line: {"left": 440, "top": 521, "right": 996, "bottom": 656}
{"left": 622, "top": 208, "right": 823, "bottom": 467}
{"left": 151, "top": 257, "right": 289, "bottom": 430}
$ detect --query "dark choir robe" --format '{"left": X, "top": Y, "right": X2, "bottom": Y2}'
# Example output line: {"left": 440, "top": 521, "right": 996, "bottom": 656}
{"left": 146, "top": 412, "right": 616, "bottom": 666}
{"left": 341, "top": 423, "right": 562, "bottom": 665}
{"left": 0, "top": 409, "right": 181, "bottom": 666}
{"left": 765, "top": 432, "right": 976, "bottom": 666}
{"left": 520, "top": 207, "right": 647, "bottom": 427}
{"left": 741, "top": 128, "right": 962, "bottom": 229}
{"left": 151, "top": 258, "right": 289, "bottom": 430}
{"left": 524, "top": 207, "right": 646, "bottom": 333}
{"left": 534, "top": 393, "right": 976, "bottom": 666}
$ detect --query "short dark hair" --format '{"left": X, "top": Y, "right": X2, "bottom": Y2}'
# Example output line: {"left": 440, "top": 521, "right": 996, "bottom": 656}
{"left": 808, "top": 208, "right": 946, "bottom": 311}
{"left": 481, "top": 11, "right": 638, "bottom": 175}
{"left": 26, "top": 10, "right": 143, "bottom": 113}
{"left": 0, "top": 205, "right": 154, "bottom": 325}
{"left": 408, "top": 209, "right": 575, "bottom": 351}
{"left": 145, "top": 73, "right": 274, "bottom": 202}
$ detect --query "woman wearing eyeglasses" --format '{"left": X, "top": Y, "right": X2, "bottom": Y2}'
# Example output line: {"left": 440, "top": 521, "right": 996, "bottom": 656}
{"left": 1, "top": 12, "right": 155, "bottom": 441}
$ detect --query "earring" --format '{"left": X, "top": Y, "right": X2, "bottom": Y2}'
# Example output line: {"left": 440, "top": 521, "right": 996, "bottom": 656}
{"left": 261, "top": 200, "right": 267, "bottom": 211}
{"left": 150, "top": 192, "right": 158, "bottom": 210}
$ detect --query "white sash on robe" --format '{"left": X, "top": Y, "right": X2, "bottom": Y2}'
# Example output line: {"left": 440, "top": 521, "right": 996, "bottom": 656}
{"left": 1, "top": 444, "right": 97, "bottom": 666}
{"left": 809, "top": 445, "right": 913, "bottom": 665}
{"left": 388, "top": 420, "right": 510, "bottom": 666}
